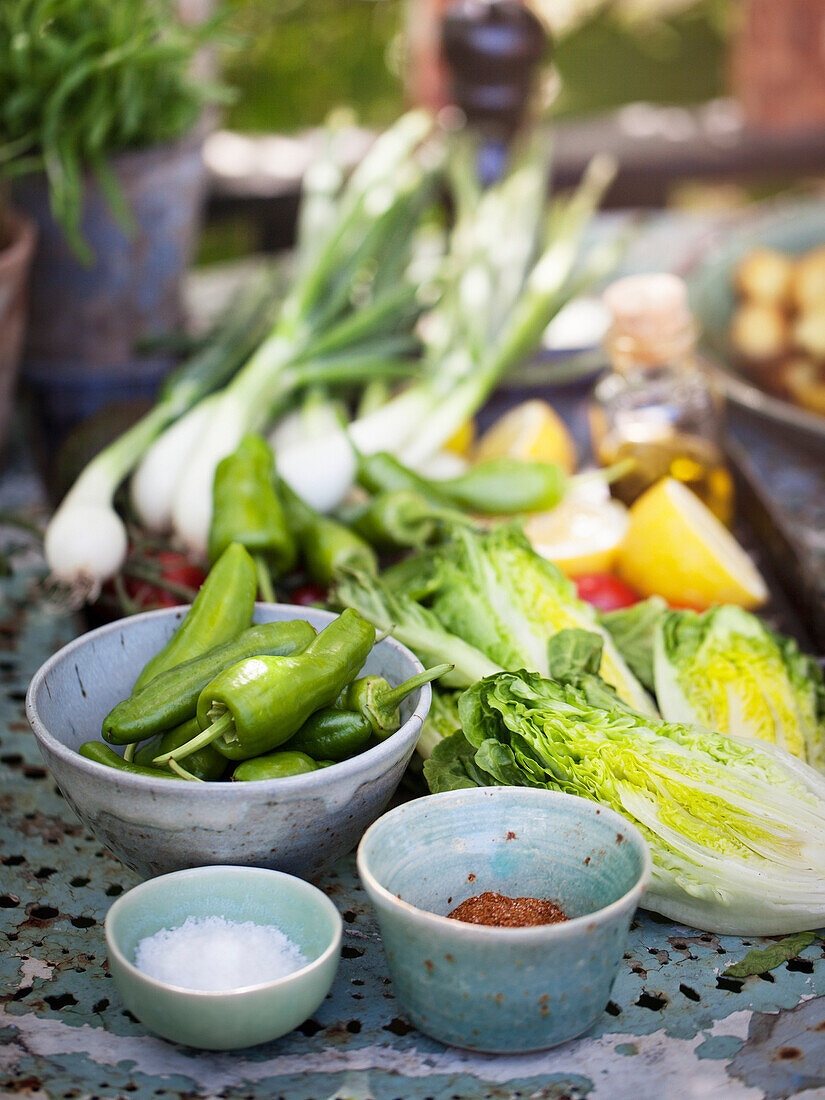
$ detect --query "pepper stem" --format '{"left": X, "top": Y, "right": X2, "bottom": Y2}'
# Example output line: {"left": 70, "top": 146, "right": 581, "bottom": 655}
{"left": 379, "top": 663, "right": 453, "bottom": 711}
{"left": 254, "top": 554, "right": 276, "bottom": 604}
{"left": 571, "top": 458, "right": 635, "bottom": 490}
{"left": 153, "top": 710, "right": 234, "bottom": 765}
{"left": 168, "top": 758, "right": 204, "bottom": 782}
{"left": 123, "top": 743, "right": 136, "bottom": 763}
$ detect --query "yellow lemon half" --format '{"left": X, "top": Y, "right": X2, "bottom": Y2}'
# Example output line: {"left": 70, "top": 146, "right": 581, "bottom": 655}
{"left": 616, "top": 477, "right": 768, "bottom": 609}
{"left": 525, "top": 494, "right": 629, "bottom": 577}
{"left": 474, "top": 399, "right": 577, "bottom": 473}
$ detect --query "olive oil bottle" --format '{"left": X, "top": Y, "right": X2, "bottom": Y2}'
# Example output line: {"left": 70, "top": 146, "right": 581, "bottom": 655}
{"left": 590, "top": 273, "right": 734, "bottom": 524}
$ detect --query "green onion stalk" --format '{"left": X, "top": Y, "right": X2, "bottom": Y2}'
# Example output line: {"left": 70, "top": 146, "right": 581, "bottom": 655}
{"left": 145, "top": 111, "right": 436, "bottom": 554}
{"left": 45, "top": 110, "right": 436, "bottom": 596}
{"left": 43, "top": 275, "right": 278, "bottom": 599}
{"left": 274, "top": 150, "right": 620, "bottom": 514}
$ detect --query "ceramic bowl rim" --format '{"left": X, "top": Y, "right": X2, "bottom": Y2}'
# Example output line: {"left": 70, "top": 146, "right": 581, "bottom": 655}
{"left": 357, "top": 787, "right": 651, "bottom": 939}
{"left": 104, "top": 865, "right": 342, "bottom": 998}
{"left": 26, "top": 602, "right": 430, "bottom": 793}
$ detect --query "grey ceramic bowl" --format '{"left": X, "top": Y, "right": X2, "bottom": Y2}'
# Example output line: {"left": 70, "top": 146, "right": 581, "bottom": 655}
{"left": 358, "top": 787, "right": 650, "bottom": 1053}
{"left": 26, "top": 604, "right": 431, "bottom": 879}
{"left": 105, "top": 865, "right": 341, "bottom": 1049}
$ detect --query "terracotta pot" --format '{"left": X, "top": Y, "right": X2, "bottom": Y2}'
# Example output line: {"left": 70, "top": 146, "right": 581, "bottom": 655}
{"left": 0, "top": 206, "right": 37, "bottom": 458}
{"left": 13, "top": 138, "right": 205, "bottom": 433}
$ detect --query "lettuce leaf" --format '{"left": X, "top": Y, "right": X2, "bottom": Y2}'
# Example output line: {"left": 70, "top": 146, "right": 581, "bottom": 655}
{"left": 335, "top": 567, "right": 500, "bottom": 688}
{"left": 424, "top": 729, "right": 501, "bottom": 792}
{"left": 722, "top": 932, "right": 822, "bottom": 978}
{"left": 600, "top": 597, "right": 667, "bottom": 690}
{"left": 421, "top": 526, "right": 655, "bottom": 714}
{"left": 546, "top": 628, "right": 603, "bottom": 679}
{"left": 416, "top": 687, "right": 462, "bottom": 760}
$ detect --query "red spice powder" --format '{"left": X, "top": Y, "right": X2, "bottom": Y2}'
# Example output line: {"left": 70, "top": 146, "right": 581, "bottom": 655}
{"left": 447, "top": 891, "right": 568, "bottom": 927}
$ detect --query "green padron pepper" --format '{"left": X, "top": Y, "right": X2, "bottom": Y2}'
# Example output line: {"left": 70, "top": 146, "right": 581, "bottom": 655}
{"left": 358, "top": 451, "right": 568, "bottom": 516}
{"left": 357, "top": 452, "right": 451, "bottom": 510}
{"left": 134, "top": 719, "right": 227, "bottom": 782}
{"left": 279, "top": 479, "right": 377, "bottom": 587}
{"left": 336, "top": 663, "right": 452, "bottom": 738}
{"left": 285, "top": 708, "right": 373, "bottom": 762}
{"left": 232, "top": 751, "right": 319, "bottom": 781}
{"left": 132, "top": 542, "right": 257, "bottom": 693}
{"left": 80, "top": 742, "right": 176, "bottom": 780}
{"left": 209, "top": 435, "right": 296, "bottom": 601}
{"left": 155, "top": 608, "right": 376, "bottom": 764}
{"left": 349, "top": 489, "right": 472, "bottom": 549}
{"left": 103, "top": 619, "right": 316, "bottom": 744}
{"left": 433, "top": 457, "right": 567, "bottom": 515}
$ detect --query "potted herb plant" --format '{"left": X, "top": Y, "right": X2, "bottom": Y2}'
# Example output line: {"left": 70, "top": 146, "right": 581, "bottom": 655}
{"left": 0, "top": 0, "right": 229, "bottom": 431}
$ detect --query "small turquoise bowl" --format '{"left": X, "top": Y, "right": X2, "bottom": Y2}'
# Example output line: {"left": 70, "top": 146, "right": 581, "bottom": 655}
{"left": 105, "top": 866, "right": 342, "bottom": 1049}
{"left": 357, "top": 788, "right": 650, "bottom": 1053}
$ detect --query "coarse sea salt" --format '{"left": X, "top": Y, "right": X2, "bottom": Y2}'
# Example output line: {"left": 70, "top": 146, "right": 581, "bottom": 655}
{"left": 133, "top": 915, "right": 308, "bottom": 991}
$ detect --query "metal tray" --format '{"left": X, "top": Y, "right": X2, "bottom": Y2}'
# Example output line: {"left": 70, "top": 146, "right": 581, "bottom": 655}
{"left": 728, "top": 435, "right": 825, "bottom": 652}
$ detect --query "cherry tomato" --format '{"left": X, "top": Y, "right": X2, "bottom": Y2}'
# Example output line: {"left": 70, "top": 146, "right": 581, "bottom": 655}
{"left": 123, "top": 549, "right": 206, "bottom": 610}
{"left": 291, "top": 582, "right": 327, "bottom": 607}
{"left": 575, "top": 573, "right": 640, "bottom": 612}
{"left": 154, "top": 551, "right": 207, "bottom": 593}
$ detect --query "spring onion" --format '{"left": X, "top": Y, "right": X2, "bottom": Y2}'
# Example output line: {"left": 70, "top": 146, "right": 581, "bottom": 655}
{"left": 274, "top": 146, "right": 620, "bottom": 511}
{"left": 43, "top": 276, "right": 277, "bottom": 597}
{"left": 152, "top": 111, "right": 435, "bottom": 551}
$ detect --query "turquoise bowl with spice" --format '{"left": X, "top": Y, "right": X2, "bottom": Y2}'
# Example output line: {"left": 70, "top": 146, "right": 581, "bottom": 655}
{"left": 357, "top": 787, "right": 650, "bottom": 1052}
{"left": 105, "top": 865, "right": 342, "bottom": 1049}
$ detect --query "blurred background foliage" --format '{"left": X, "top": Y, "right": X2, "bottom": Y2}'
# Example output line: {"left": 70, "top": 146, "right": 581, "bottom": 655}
{"left": 222, "top": 0, "right": 730, "bottom": 134}
{"left": 550, "top": 0, "right": 728, "bottom": 117}
{"left": 223, "top": 0, "right": 406, "bottom": 133}
{"left": 201, "top": 0, "right": 732, "bottom": 263}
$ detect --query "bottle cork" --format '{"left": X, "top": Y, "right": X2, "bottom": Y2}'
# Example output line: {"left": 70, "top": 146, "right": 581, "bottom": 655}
{"left": 603, "top": 273, "right": 697, "bottom": 369}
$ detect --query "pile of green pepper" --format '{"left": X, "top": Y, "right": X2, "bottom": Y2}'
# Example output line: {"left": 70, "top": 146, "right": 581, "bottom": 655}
{"left": 80, "top": 541, "right": 450, "bottom": 782}
{"left": 200, "top": 433, "right": 590, "bottom": 602}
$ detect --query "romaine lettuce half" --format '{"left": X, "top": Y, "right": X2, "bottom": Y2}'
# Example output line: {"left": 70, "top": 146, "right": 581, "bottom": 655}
{"left": 425, "top": 667, "right": 825, "bottom": 934}
{"left": 653, "top": 606, "right": 825, "bottom": 770}
{"left": 415, "top": 525, "right": 655, "bottom": 714}
{"left": 336, "top": 527, "right": 655, "bottom": 754}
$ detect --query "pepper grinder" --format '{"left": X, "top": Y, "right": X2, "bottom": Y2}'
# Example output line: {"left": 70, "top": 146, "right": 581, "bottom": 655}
{"left": 441, "top": 0, "right": 548, "bottom": 184}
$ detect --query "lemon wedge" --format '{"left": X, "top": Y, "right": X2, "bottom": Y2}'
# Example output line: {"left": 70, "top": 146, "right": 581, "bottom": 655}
{"left": 525, "top": 488, "right": 629, "bottom": 577}
{"left": 474, "top": 399, "right": 577, "bottom": 473}
{"left": 616, "top": 478, "right": 768, "bottom": 609}
{"left": 444, "top": 419, "right": 476, "bottom": 457}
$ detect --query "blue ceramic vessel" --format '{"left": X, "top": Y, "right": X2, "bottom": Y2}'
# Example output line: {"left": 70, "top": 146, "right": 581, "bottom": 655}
{"left": 357, "top": 787, "right": 650, "bottom": 1052}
